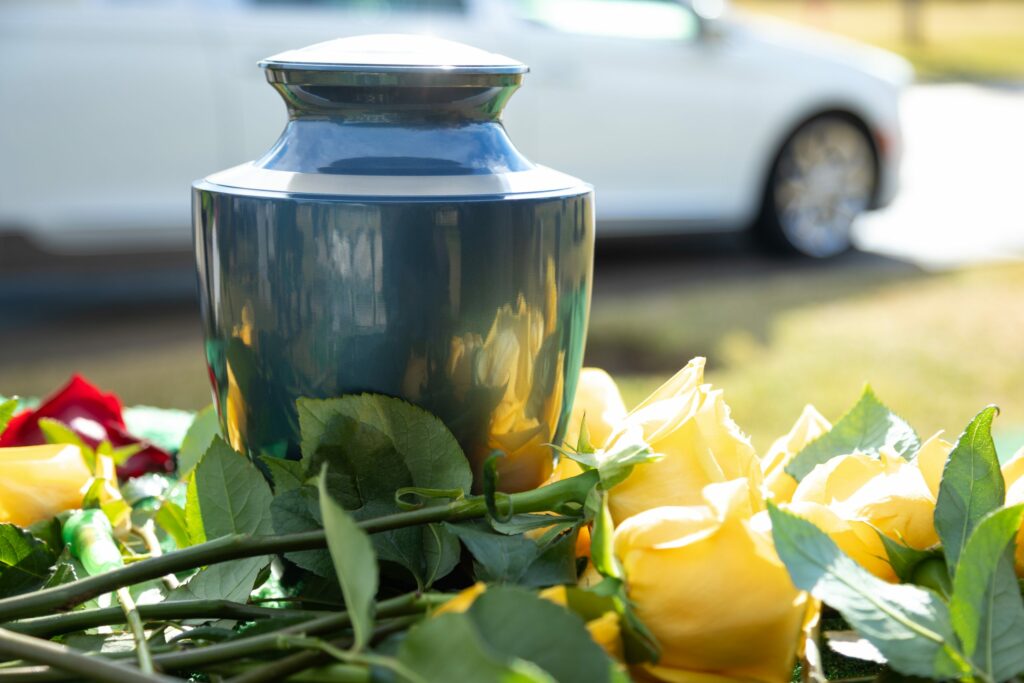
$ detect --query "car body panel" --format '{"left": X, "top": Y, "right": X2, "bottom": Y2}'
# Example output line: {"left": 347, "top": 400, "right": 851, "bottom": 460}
{"left": 0, "top": 0, "right": 909, "bottom": 253}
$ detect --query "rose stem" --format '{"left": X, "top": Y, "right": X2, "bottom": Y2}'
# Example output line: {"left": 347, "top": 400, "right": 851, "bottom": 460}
{"left": 0, "top": 596, "right": 438, "bottom": 682}
{"left": 7, "top": 601, "right": 327, "bottom": 639}
{"left": 0, "top": 628, "right": 178, "bottom": 683}
{"left": 0, "top": 470, "right": 598, "bottom": 622}
{"left": 115, "top": 587, "right": 154, "bottom": 674}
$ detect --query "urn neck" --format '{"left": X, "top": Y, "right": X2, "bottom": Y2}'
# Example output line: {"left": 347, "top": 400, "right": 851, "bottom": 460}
{"left": 255, "top": 118, "right": 534, "bottom": 177}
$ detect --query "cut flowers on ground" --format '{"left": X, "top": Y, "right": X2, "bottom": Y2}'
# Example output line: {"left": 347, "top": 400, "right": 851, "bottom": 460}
{"left": 1, "top": 360, "right": 1024, "bottom": 682}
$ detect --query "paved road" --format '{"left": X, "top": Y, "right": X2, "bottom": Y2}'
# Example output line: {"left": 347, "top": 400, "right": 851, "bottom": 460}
{"left": 854, "top": 82, "right": 1024, "bottom": 268}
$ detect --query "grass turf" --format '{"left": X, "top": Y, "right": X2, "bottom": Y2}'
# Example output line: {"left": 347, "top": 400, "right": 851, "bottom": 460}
{"left": 733, "top": 0, "right": 1024, "bottom": 81}
{"left": 589, "top": 259, "right": 1024, "bottom": 456}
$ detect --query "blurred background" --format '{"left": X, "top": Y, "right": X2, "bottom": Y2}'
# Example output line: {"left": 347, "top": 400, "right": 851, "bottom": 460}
{"left": 1, "top": 0, "right": 1022, "bottom": 453}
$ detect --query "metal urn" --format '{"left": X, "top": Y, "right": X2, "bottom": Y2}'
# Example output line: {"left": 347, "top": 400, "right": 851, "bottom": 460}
{"left": 192, "top": 34, "right": 594, "bottom": 492}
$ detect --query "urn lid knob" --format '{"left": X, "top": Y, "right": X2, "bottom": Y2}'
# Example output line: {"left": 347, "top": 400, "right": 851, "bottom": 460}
{"left": 260, "top": 34, "right": 527, "bottom": 78}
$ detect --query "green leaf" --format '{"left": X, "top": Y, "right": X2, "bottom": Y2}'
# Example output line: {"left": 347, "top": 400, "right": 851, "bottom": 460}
{"left": 768, "top": 504, "right": 969, "bottom": 679}
{"left": 170, "top": 558, "right": 268, "bottom": 603}
{"left": 298, "top": 395, "right": 470, "bottom": 584}
{"left": 37, "top": 418, "right": 94, "bottom": 469}
{"left": 43, "top": 548, "right": 83, "bottom": 589}
{"left": 423, "top": 521, "right": 461, "bottom": 587}
{"left": 877, "top": 532, "right": 939, "bottom": 584}
{"left": 298, "top": 394, "right": 471, "bottom": 492}
{"left": 260, "top": 456, "right": 306, "bottom": 494}
{"left": 154, "top": 501, "right": 190, "bottom": 549}
{"left": 0, "top": 524, "right": 58, "bottom": 598}
{"left": 186, "top": 437, "right": 273, "bottom": 539}
{"left": 318, "top": 467, "right": 377, "bottom": 651}
{"left": 176, "top": 437, "right": 273, "bottom": 601}
{"left": 786, "top": 386, "right": 921, "bottom": 482}
{"left": 467, "top": 585, "right": 615, "bottom": 683}
{"left": 176, "top": 405, "right": 220, "bottom": 476}
{"left": 0, "top": 397, "right": 18, "bottom": 435}
{"left": 589, "top": 490, "right": 620, "bottom": 579}
{"left": 398, "top": 613, "right": 557, "bottom": 683}
{"left": 270, "top": 485, "right": 332, "bottom": 577}
{"left": 949, "top": 504, "right": 1024, "bottom": 681}
{"left": 935, "top": 406, "right": 1005, "bottom": 574}
{"left": 594, "top": 441, "right": 661, "bottom": 490}
{"left": 445, "top": 520, "right": 579, "bottom": 586}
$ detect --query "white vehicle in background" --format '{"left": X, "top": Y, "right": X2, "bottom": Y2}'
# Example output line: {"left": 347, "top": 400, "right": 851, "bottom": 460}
{"left": 0, "top": 0, "right": 910, "bottom": 258}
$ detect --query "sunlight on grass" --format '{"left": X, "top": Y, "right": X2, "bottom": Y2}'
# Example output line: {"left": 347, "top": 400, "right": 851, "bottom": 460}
{"left": 598, "top": 263, "right": 1024, "bottom": 455}
{"left": 734, "top": 0, "right": 1024, "bottom": 80}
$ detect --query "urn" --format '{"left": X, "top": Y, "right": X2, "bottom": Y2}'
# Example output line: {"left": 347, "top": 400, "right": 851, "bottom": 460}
{"left": 193, "top": 34, "right": 594, "bottom": 492}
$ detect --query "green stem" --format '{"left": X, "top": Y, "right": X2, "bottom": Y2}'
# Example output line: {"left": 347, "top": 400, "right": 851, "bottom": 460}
{"left": 0, "top": 471, "right": 597, "bottom": 622}
{"left": 0, "top": 628, "right": 176, "bottom": 683}
{"left": 0, "top": 594, "right": 440, "bottom": 683}
{"left": 115, "top": 587, "right": 153, "bottom": 675}
{"left": 6, "top": 601, "right": 327, "bottom": 639}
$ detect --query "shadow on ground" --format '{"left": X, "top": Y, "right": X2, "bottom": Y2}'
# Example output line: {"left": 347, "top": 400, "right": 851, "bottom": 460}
{"left": 587, "top": 234, "right": 928, "bottom": 374}
{"left": 0, "top": 235, "right": 927, "bottom": 409}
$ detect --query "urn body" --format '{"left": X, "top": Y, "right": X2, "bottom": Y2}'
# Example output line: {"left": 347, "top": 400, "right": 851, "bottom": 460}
{"left": 193, "top": 35, "right": 594, "bottom": 491}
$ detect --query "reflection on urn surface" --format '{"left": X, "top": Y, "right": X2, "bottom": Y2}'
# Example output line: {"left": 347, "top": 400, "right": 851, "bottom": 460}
{"left": 195, "top": 197, "right": 593, "bottom": 491}
{"left": 193, "top": 35, "right": 594, "bottom": 491}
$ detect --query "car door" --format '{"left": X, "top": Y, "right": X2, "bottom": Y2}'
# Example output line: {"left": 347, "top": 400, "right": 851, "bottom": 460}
{"left": 493, "top": 0, "right": 747, "bottom": 231}
{"left": 194, "top": 0, "right": 481, "bottom": 168}
{"left": 0, "top": 0, "right": 224, "bottom": 253}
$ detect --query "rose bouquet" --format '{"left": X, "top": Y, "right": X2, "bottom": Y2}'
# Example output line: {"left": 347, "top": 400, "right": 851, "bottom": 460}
{"left": 0, "top": 361, "right": 1022, "bottom": 683}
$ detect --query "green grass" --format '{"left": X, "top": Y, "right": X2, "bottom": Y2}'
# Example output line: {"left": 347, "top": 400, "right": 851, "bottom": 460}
{"left": 734, "top": 0, "right": 1024, "bottom": 80}
{"left": 588, "top": 261, "right": 1024, "bottom": 455}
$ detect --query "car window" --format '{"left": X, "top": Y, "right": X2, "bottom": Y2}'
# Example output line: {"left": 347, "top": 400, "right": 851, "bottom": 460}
{"left": 249, "top": 0, "right": 466, "bottom": 11}
{"left": 518, "top": 0, "right": 701, "bottom": 41}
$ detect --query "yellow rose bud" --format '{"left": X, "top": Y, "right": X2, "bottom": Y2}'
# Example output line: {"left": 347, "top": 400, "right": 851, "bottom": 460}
{"left": 564, "top": 368, "right": 628, "bottom": 451}
{"left": 1001, "top": 446, "right": 1024, "bottom": 575}
{"left": 762, "top": 405, "right": 831, "bottom": 503}
{"left": 789, "top": 434, "right": 951, "bottom": 581}
{"left": 605, "top": 358, "right": 760, "bottom": 523}
{"left": 0, "top": 444, "right": 91, "bottom": 527}
{"left": 615, "top": 479, "right": 811, "bottom": 683}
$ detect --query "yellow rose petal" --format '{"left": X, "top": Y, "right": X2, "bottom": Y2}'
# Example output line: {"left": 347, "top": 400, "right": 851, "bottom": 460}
{"left": 0, "top": 444, "right": 91, "bottom": 527}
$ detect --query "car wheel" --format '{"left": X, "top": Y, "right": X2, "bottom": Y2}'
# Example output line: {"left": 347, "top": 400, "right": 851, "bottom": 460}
{"left": 758, "top": 115, "right": 877, "bottom": 258}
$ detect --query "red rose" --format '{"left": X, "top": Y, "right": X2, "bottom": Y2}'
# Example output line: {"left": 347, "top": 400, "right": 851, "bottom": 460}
{"left": 0, "top": 375, "right": 173, "bottom": 478}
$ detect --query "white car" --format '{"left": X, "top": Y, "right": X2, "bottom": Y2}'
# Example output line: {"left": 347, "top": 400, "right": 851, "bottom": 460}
{"left": 0, "top": 0, "right": 911, "bottom": 258}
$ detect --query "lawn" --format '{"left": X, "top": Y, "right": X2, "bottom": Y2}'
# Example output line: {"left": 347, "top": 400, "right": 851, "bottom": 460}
{"left": 734, "top": 0, "right": 1024, "bottom": 80}
{"left": 3, "top": 256, "right": 1023, "bottom": 460}
{"left": 588, "top": 258, "right": 1024, "bottom": 457}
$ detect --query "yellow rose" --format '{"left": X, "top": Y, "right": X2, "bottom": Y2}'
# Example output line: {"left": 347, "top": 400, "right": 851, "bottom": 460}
{"left": 789, "top": 434, "right": 952, "bottom": 581}
{"left": 605, "top": 358, "right": 761, "bottom": 524}
{"left": 762, "top": 405, "right": 831, "bottom": 503}
{"left": 1000, "top": 446, "right": 1024, "bottom": 575}
{"left": 615, "top": 479, "right": 811, "bottom": 683}
{"left": 0, "top": 444, "right": 91, "bottom": 527}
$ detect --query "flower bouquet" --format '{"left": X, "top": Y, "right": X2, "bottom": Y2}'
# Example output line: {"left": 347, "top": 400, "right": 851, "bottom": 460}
{"left": 0, "top": 358, "right": 1022, "bottom": 683}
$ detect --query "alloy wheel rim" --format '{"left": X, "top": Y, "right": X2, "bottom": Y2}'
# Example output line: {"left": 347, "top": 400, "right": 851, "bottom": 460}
{"left": 773, "top": 118, "right": 875, "bottom": 257}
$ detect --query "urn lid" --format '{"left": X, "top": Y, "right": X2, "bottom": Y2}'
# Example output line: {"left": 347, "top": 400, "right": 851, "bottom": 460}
{"left": 261, "top": 34, "right": 527, "bottom": 76}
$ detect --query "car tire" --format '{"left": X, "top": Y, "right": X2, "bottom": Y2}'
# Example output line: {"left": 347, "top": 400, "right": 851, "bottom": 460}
{"left": 756, "top": 114, "right": 878, "bottom": 258}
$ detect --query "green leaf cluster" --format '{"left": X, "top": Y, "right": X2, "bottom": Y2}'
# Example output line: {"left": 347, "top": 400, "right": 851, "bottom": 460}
{"left": 175, "top": 436, "right": 274, "bottom": 602}
{"left": 774, "top": 400, "right": 1024, "bottom": 683}
{"left": 269, "top": 394, "right": 474, "bottom": 588}
{"left": 397, "top": 586, "right": 619, "bottom": 682}
{"left": 786, "top": 385, "right": 920, "bottom": 482}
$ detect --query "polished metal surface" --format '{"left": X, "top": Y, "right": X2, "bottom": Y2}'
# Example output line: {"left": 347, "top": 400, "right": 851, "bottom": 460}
{"left": 194, "top": 35, "right": 594, "bottom": 491}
